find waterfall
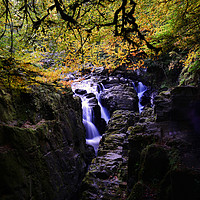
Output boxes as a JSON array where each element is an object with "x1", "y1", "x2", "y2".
[
  {"x1": 82, "y1": 94, "x2": 102, "y2": 154},
  {"x1": 82, "y1": 99, "x2": 99, "y2": 139},
  {"x1": 132, "y1": 81, "x2": 147, "y2": 113},
  {"x1": 72, "y1": 79, "x2": 110, "y2": 154},
  {"x1": 97, "y1": 83, "x2": 110, "y2": 123}
]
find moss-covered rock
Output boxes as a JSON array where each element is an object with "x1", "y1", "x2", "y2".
[
  {"x1": 0, "y1": 89, "x2": 15, "y2": 122},
  {"x1": 80, "y1": 109, "x2": 135, "y2": 200},
  {"x1": 139, "y1": 144, "x2": 170, "y2": 183},
  {"x1": 0, "y1": 124, "x2": 55, "y2": 200},
  {"x1": 0, "y1": 86, "x2": 88, "y2": 200},
  {"x1": 128, "y1": 132, "x2": 159, "y2": 191},
  {"x1": 127, "y1": 181, "x2": 146, "y2": 200},
  {"x1": 106, "y1": 110, "x2": 135, "y2": 133},
  {"x1": 127, "y1": 124, "x2": 146, "y2": 135}
]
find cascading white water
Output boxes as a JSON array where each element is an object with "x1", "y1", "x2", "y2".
[
  {"x1": 71, "y1": 79, "x2": 110, "y2": 154},
  {"x1": 72, "y1": 78, "x2": 146, "y2": 153},
  {"x1": 132, "y1": 81, "x2": 147, "y2": 113},
  {"x1": 97, "y1": 83, "x2": 110, "y2": 123},
  {"x1": 82, "y1": 99, "x2": 99, "y2": 139}
]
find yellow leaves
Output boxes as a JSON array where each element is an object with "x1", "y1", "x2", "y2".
[
  {"x1": 182, "y1": 47, "x2": 199, "y2": 69},
  {"x1": 135, "y1": 0, "x2": 200, "y2": 52},
  {"x1": 60, "y1": 80, "x2": 74, "y2": 89}
]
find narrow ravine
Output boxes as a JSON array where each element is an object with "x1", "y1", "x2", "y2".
[
  {"x1": 72, "y1": 79, "x2": 110, "y2": 154},
  {"x1": 72, "y1": 76, "x2": 147, "y2": 155}
]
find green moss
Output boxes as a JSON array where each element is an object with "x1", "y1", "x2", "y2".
[
  {"x1": 139, "y1": 144, "x2": 170, "y2": 183},
  {"x1": 0, "y1": 90, "x2": 15, "y2": 122},
  {"x1": 0, "y1": 124, "x2": 55, "y2": 199},
  {"x1": 127, "y1": 181, "x2": 145, "y2": 200},
  {"x1": 127, "y1": 124, "x2": 145, "y2": 135}
]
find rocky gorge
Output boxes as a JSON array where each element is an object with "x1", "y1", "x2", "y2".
[
  {"x1": 0, "y1": 66, "x2": 200, "y2": 200},
  {"x1": 75, "y1": 68, "x2": 200, "y2": 200}
]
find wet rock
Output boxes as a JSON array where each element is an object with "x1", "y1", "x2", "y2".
[
  {"x1": 100, "y1": 84, "x2": 139, "y2": 114},
  {"x1": 85, "y1": 144, "x2": 96, "y2": 165},
  {"x1": 75, "y1": 89, "x2": 87, "y2": 95},
  {"x1": 120, "y1": 77, "x2": 127, "y2": 83},
  {"x1": 85, "y1": 96, "x2": 105, "y2": 135},
  {"x1": 88, "y1": 97, "x2": 98, "y2": 105},
  {"x1": 97, "y1": 83, "x2": 105, "y2": 93},
  {"x1": 101, "y1": 77, "x2": 120, "y2": 89},
  {"x1": 140, "y1": 89, "x2": 151, "y2": 106},
  {"x1": 80, "y1": 110, "x2": 135, "y2": 200},
  {"x1": 84, "y1": 93, "x2": 96, "y2": 99}
]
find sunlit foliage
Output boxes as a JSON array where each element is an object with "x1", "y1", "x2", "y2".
[{"x1": 0, "y1": 0, "x2": 199, "y2": 90}]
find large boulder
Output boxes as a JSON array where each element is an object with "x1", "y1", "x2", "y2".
[
  {"x1": 100, "y1": 84, "x2": 139, "y2": 115},
  {"x1": 154, "y1": 90, "x2": 172, "y2": 122},
  {"x1": 154, "y1": 86, "x2": 199, "y2": 125}
]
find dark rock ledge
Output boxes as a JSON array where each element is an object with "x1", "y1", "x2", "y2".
[
  {"x1": 80, "y1": 110, "x2": 135, "y2": 200},
  {"x1": 80, "y1": 86, "x2": 200, "y2": 200}
]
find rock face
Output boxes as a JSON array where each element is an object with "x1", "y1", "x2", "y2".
[
  {"x1": 80, "y1": 110, "x2": 135, "y2": 200},
  {"x1": 127, "y1": 86, "x2": 200, "y2": 200},
  {"x1": 0, "y1": 87, "x2": 88, "y2": 200},
  {"x1": 100, "y1": 84, "x2": 138, "y2": 114},
  {"x1": 154, "y1": 86, "x2": 199, "y2": 123},
  {"x1": 80, "y1": 84, "x2": 200, "y2": 200}
]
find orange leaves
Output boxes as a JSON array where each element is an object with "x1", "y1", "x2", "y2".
[
  {"x1": 127, "y1": 59, "x2": 145, "y2": 71},
  {"x1": 60, "y1": 80, "x2": 73, "y2": 88}
]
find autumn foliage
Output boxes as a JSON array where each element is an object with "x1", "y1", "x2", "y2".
[{"x1": 0, "y1": 0, "x2": 199, "y2": 90}]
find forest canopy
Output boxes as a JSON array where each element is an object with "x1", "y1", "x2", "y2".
[{"x1": 0, "y1": 0, "x2": 199, "y2": 90}]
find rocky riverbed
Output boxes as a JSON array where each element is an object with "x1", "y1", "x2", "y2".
[{"x1": 78, "y1": 70, "x2": 200, "y2": 200}]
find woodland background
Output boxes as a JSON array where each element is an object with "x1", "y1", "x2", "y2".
[{"x1": 0, "y1": 0, "x2": 199, "y2": 90}]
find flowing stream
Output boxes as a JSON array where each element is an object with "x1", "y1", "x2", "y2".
[
  {"x1": 72, "y1": 79, "x2": 110, "y2": 154},
  {"x1": 132, "y1": 81, "x2": 147, "y2": 113},
  {"x1": 72, "y1": 78, "x2": 146, "y2": 153}
]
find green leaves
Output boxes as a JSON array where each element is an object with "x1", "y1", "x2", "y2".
[{"x1": 0, "y1": 0, "x2": 199, "y2": 90}]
